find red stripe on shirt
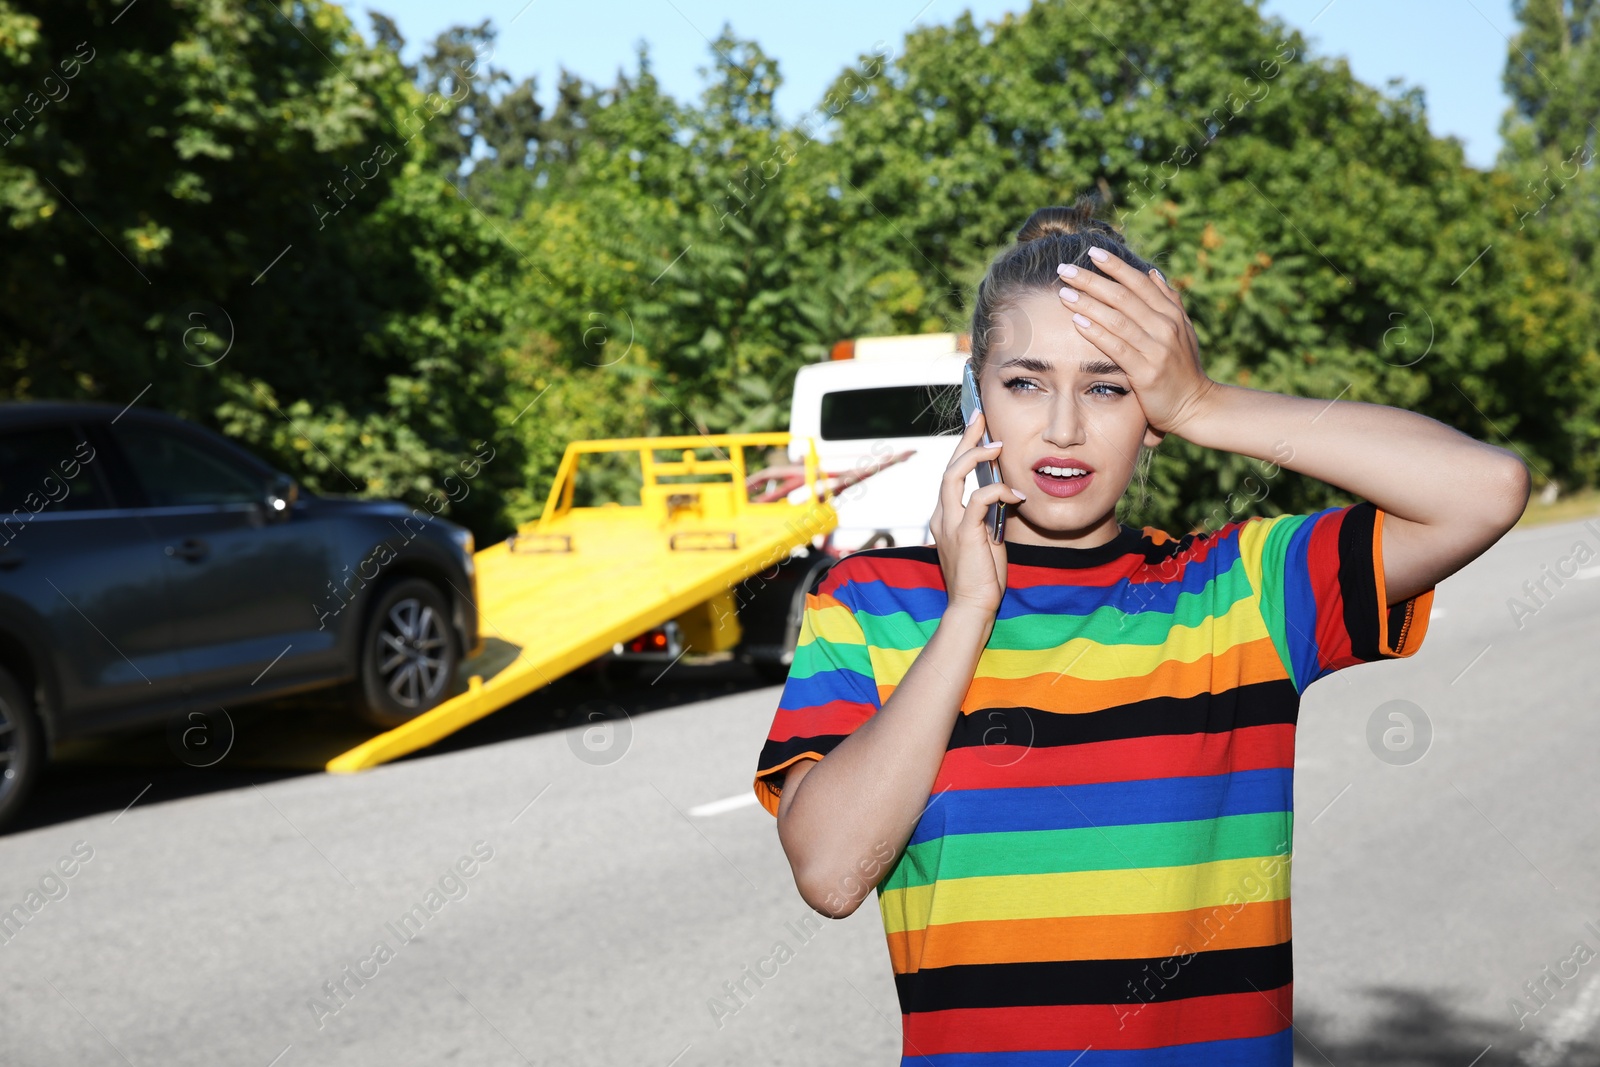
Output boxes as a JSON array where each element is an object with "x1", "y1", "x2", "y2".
[
  {"x1": 933, "y1": 723, "x2": 1297, "y2": 792},
  {"x1": 902, "y1": 982, "x2": 1294, "y2": 1054}
]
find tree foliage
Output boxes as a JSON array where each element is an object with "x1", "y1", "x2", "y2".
[
  {"x1": 2, "y1": 0, "x2": 1597, "y2": 542},
  {"x1": 801, "y1": 0, "x2": 1600, "y2": 521},
  {"x1": 1496, "y1": 0, "x2": 1600, "y2": 497},
  {"x1": 0, "y1": 0, "x2": 525, "y2": 535}
]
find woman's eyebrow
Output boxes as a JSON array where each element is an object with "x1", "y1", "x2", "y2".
[
  {"x1": 993, "y1": 356, "x2": 1054, "y2": 372},
  {"x1": 993, "y1": 356, "x2": 1127, "y2": 375},
  {"x1": 1080, "y1": 358, "x2": 1127, "y2": 375}
]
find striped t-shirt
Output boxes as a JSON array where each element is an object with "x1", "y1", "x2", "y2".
[{"x1": 753, "y1": 502, "x2": 1434, "y2": 1065}]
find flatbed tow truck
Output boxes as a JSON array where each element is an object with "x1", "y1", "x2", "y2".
[
  {"x1": 324, "y1": 331, "x2": 967, "y2": 773},
  {"x1": 324, "y1": 431, "x2": 841, "y2": 772}
]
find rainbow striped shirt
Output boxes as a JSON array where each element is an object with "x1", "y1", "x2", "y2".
[{"x1": 754, "y1": 503, "x2": 1434, "y2": 1065}]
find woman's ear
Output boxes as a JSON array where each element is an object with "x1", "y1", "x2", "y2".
[{"x1": 1143, "y1": 425, "x2": 1166, "y2": 449}]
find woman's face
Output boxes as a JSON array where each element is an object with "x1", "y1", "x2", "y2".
[{"x1": 978, "y1": 288, "x2": 1162, "y2": 546}]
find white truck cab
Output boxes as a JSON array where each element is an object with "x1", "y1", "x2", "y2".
[
  {"x1": 604, "y1": 332, "x2": 981, "y2": 681},
  {"x1": 787, "y1": 332, "x2": 974, "y2": 554}
]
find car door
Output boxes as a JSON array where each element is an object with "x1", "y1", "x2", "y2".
[
  {"x1": 0, "y1": 421, "x2": 188, "y2": 728},
  {"x1": 106, "y1": 416, "x2": 336, "y2": 696}
]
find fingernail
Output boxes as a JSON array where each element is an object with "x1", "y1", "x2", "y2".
[
  {"x1": 990, "y1": 440, "x2": 1003, "y2": 447},
  {"x1": 1087, "y1": 247, "x2": 1109, "y2": 262},
  {"x1": 967, "y1": 409, "x2": 977, "y2": 425},
  {"x1": 1058, "y1": 263, "x2": 1078, "y2": 278},
  {"x1": 1059, "y1": 286, "x2": 1079, "y2": 302},
  {"x1": 1014, "y1": 490, "x2": 1027, "y2": 500},
  {"x1": 1073, "y1": 312, "x2": 1091, "y2": 327}
]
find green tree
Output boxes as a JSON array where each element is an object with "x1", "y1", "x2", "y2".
[
  {"x1": 1494, "y1": 0, "x2": 1600, "y2": 498},
  {"x1": 417, "y1": 27, "x2": 903, "y2": 518},
  {"x1": 805, "y1": 0, "x2": 1600, "y2": 523},
  {"x1": 406, "y1": 0, "x2": 1600, "y2": 526},
  {"x1": 0, "y1": 0, "x2": 525, "y2": 536},
  {"x1": 1501, "y1": 0, "x2": 1600, "y2": 162}
]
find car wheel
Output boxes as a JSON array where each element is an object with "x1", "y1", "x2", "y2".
[
  {"x1": 0, "y1": 666, "x2": 44, "y2": 833},
  {"x1": 354, "y1": 579, "x2": 459, "y2": 729}
]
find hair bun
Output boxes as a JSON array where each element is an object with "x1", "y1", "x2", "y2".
[{"x1": 1016, "y1": 199, "x2": 1119, "y2": 244}]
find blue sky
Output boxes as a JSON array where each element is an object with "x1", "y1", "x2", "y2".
[{"x1": 356, "y1": 0, "x2": 1520, "y2": 170}]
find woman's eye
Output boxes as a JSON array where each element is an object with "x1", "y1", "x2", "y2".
[
  {"x1": 1001, "y1": 377, "x2": 1038, "y2": 392},
  {"x1": 1090, "y1": 383, "x2": 1128, "y2": 397}
]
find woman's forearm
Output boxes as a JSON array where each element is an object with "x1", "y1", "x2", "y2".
[
  {"x1": 1174, "y1": 381, "x2": 1526, "y2": 528},
  {"x1": 780, "y1": 605, "x2": 994, "y2": 918}
]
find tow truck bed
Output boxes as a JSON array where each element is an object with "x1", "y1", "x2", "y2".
[{"x1": 325, "y1": 432, "x2": 834, "y2": 772}]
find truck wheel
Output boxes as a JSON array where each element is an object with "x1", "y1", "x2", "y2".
[
  {"x1": 354, "y1": 579, "x2": 459, "y2": 729},
  {"x1": 748, "y1": 554, "x2": 837, "y2": 687},
  {"x1": 0, "y1": 666, "x2": 43, "y2": 833},
  {"x1": 754, "y1": 658, "x2": 792, "y2": 686}
]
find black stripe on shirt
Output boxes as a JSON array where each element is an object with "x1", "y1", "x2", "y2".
[
  {"x1": 894, "y1": 942, "x2": 1292, "y2": 1013},
  {"x1": 755, "y1": 679, "x2": 1300, "y2": 784},
  {"x1": 947, "y1": 680, "x2": 1299, "y2": 752},
  {"x1": 1338, "y1": 502, "x2": 1386, "y2": 662}
]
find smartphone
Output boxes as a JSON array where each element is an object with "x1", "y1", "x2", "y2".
[{"x1": 958, "y1": 362, "x2": 1006, "y2": 543}]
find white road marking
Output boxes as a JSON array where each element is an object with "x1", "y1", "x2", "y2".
[{"x1": 690, "y1": 792, "x2": 760, "y2": 817}]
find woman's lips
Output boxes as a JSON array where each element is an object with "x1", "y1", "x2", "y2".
[{"x1": 1031, "y1": 468, "x2": 1094, "y2": 498}]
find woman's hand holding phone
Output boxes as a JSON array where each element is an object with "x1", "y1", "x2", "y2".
[{"x1": 929, "y1": 410, "x2": 1027, "y2": 619}]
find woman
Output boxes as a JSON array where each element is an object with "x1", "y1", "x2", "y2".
[{"x1": 752, "y1": 200, "x2": 1529, "y2": 1062}]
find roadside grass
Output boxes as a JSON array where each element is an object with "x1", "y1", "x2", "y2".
[{"x1": 1514, "y1": 485, "x2": 1600, "y2": 531}]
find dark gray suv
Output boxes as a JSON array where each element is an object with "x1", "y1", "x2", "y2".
[{"x1": 0, "y1": 403, "x2": 482, "y2": 828}]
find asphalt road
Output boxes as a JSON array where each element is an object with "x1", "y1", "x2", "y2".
[{"x1": 1, "y1": 514, "x2": 1597, "y2": 1067}]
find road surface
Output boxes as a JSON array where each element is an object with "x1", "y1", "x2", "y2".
[{"x1": 1, "y1": 514, "x2": 1597, "y2": 1066}]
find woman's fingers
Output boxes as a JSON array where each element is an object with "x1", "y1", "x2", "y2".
[
  {"x1": 962, "y1": 480, "x2": 1026, "y2": 539},
  {"x1": 942, "y1": 440, "x2": 1004, "y2": 518},
  {"x1": 1058, "y1": 250, "x2": 1179, "y2": 334},
  {"x1": 1148, "y1": 267, "x2": 1183, "y2": 311},
  {"x1": 939, "y1": 411, "x2": 995, "y2": 525},
  {"x1": 1058, "y1": 280, "x2": 1156, "y2": 361},
  {"x1": 930, "y1": 409, "x2": 1023, "y2": 616}
]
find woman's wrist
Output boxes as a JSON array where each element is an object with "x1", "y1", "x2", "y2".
[{"x1": 938, "y1": 603, "x2": 996, "y2": 644}]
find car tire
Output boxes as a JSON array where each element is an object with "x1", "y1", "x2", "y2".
[
  {"x1": 353, "y1": 578, "x2": 460, "y2": 730},
  {"x1": 0, "y1": 666, "x2": 44, "y2": 833}
]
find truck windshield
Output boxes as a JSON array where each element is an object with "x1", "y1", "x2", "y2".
[{"x1": 820, "y1": 385, "x2": 957, "y2": 441}]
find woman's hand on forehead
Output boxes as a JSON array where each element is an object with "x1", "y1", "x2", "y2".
[{"x1": 1055, "y1": 249, "x2": 1217, "y2": 436}]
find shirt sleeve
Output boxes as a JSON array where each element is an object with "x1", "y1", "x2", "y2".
[
  {"x1": 752, "y1": 557, "x2": 882, "y2": 818},
  {"x1": 1236, "y1": 501, "x2": 1435, "y2": 694}
]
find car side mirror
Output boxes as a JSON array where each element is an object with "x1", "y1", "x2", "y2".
[{"x1": 264, "y1": 474, "x2": 298, "y2": 522}]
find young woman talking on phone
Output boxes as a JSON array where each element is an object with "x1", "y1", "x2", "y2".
[{"x1": 752, "y1": 199, "x2": 1529, "y2": 1064}]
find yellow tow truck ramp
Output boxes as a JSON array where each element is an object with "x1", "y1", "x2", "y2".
[{"x1": 325, "y1": 432, "x2": 835, "y2": 773}]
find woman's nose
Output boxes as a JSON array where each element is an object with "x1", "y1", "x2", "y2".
[{"x1": 1043, "y1": 397, "x2": 1087, "y2": 447}]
